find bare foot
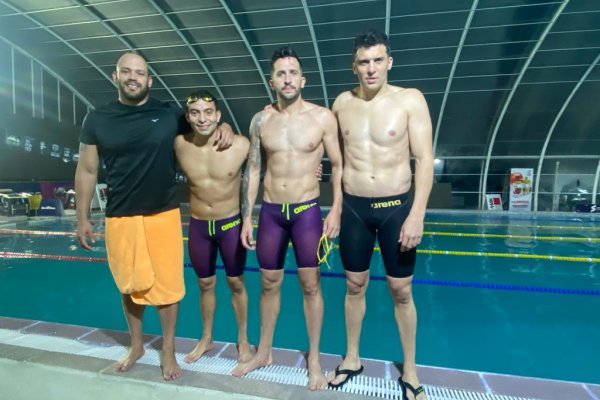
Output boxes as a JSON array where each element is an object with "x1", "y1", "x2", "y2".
[
  {"x1": 184, "y1": 338, "x2": 214, "y2": 363},
  {"x1": 326, "y1": 357, "x2": 362, "y2": 386},
  {"x1": 114, "y1": 347, "x2": 144, "y2": 372},
  {"x1": 231, "y1": 351, "x2": 272, "y2": 377},
  {"x1": 236, "y1": 341, "x2": 253, "y2": 363},
  {"x1": 307, "y1": 360, "x2": 327, "y2": 391},
  {"x1": 160, "y1": 350, "x2": 183, "y2": 381}
]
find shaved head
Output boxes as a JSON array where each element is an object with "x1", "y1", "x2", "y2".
[{"x1": 116, "y1": 51, "x2": 148, "y2": 72}]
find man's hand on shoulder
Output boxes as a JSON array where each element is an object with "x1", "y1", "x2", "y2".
[
  {"x1": 263, "y1": 102, "x2": 278, "y2": 112},
  {"x1": 214, "y1": 122, "x2": 235, "y2": 150}
]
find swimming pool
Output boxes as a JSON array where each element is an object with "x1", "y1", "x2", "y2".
[{"x1": 1, "y1": 210, "x2": 598, "y2": 385}]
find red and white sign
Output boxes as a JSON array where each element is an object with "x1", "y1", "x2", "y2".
[
  {"x1": 509, "y1": 168, "x2": 533, "y2": 211},
  {"x1": 90, "y1": 183, "x2": 108, "y2": 211},
  {"x1": 486, "y1": 194, "x2": 503, "y2": 211}
]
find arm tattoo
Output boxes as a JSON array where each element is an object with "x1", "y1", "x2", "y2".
[
  {"x1": 241, "y1": 114, "x2": 263, "y2": 219},
  {"x1": 241, "y1": 168, "x2": 251, "y2": 219}
]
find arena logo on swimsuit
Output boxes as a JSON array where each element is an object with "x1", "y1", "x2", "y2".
[
  {"x1": 221, "y1": 218, "x2": 241, "y2": 232},
  {"x1": 371, "y1": 199, "x2": 402, "y2": 209},
  {"x1": 293, "y1": 202, "x2": 317, "y2": 214}
]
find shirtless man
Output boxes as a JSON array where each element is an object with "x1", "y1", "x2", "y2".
[
  {"x1": 174, "y1": 90, "x2": 252, "y2": 364},
  {"x1": 327, "y1": 30, "x2": 433, "y2": 400},
  {"x1": 231, "y1": 46, "x2": 343, "y2": 391}
]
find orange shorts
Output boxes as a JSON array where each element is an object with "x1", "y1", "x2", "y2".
[{"x1": 105, "y1": 208, "x2": 185, "y2": 305}]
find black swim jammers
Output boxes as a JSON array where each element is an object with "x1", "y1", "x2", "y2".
[{"x1": 339, "y1": 192, "x2": 416, "y2": 278}]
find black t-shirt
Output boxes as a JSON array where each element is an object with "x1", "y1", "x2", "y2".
[{"x1": 80, "y1": 98, "x2": 186, "y2": 217}]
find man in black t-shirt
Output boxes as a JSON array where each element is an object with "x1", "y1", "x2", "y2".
[{"x1": 75, "y1": 51, "x2": 233, "y2": 381}]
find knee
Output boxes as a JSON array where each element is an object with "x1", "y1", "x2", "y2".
[
  {"x1": 227, "y1": 277, "x2": 246, "y2": 295},
  {"x1": 300, "y1": 280, "x2": 320, "y2": 297},
  {"x1": 198, "y1": 277, "x2": 216, "y2": 292},
  {"x1": 261, "y1": 272, "x2": 283, "y2": 292},
  {"x1": 346, "y1": 276, "x2": 368, "y2": 296},
  {"x1": 389, "y1": 284, "x2": 412, "y2": 305}
]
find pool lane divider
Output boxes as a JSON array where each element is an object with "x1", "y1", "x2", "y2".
[
  {"x1": 2, "y1": 243, "x2": 599, "y2": 264},
  {"x1": 2, "y1": 228, "x2": 596, "y2": 243},
  {"x1": 424, "y1": 231, "x2": 599, "y2": 242},
  {"x1": 178, "y1": 212, "x2": 599, "y2": 231},
  {"x1": 3, "y1": 228, "x2": 597, "y2": 262},
  {"x1": 204, "y1": 265, "x2": 600, "y2": 296},
  {"x1": 0, "y1": 251, "x2": 105, "y2": 262},
  {"x1": 1, "y1": 252, "x2": 599, "y2": 297},
  {"x1": 0, "y1": 229, "x2": 104, "y2": 238},
  {"x1": 424, "y1": 221, "x2": 600, "y2": 231},
  {"x1": 418, "y1": 249, "x2": 599, "y2": 263}
]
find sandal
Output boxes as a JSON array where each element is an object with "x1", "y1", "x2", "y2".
[
  {"x1": 398, "y1": 377, "x2": 425, "y2": 400},
  {"x1": 328, "y1": 365, "x2": 364, "y2": 389}
]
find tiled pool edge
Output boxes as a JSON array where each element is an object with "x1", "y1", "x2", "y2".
[{"x1": 0, "y1": 316, "x2": 598, "y2": 400}]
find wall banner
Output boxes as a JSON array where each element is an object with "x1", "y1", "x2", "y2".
[{"x1": 509, "y1": 168, "x2": 533, "y2": 211}]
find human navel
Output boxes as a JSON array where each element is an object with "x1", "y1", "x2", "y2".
[{"x1": 344, "y1": 129, "x2": 350, "y2": 136}]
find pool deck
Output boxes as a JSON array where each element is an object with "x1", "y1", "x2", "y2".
[{"x1": 0, "y1": 316, "x2": 598, "y2": 400}]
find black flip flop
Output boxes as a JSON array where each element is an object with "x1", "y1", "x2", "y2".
[
  {"x1": 398, "y1": 377, "x2": 425, "y2": 400},
  {"x1": 328, "y1": 365, "x2": 364, "y2": 389}
]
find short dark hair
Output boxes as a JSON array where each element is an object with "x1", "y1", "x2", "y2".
[
  {"x1": 271, "y1": 46, "x2": 302, "y2": 71},
  {"x1": 353, "y1": 29, "x2": 391, "y2": 57},
  {"x1": 185, "y1": 89, "x2": 219, "y2": 111}
]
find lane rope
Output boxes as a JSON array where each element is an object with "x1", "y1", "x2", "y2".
[
  {"x1": 425, "y1": 221, "x2": 600, "y2": 231},
  {"x1": 424, "y1": 231, "x2": 599, "y2": 242},
  {"x1": 0, "y1": 228, "x2": 105, "y2": 238},
  {"x1": 2, "y1": 234, "x2": 598, "y2": 264},
  {"x1": 2, "y1": 227, "x2": 597, "y2": 243},
  {"x1": 1, "y1": 252, "x2": 598, "y2": 297},
  {"x1": 0, "y1": 251, "x2": 105, "y2": 262},
  {"x1": 417, "y1": 249, "x2": 599, "y2": 263},
  {"x1": 179, "y1": 216, "x2": 600, "y2": 231}
]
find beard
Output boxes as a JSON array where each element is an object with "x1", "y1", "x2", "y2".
[
  {"x1": 118, "y1": 80, "x2": 149, "y2": 103},
  {"x1": 277, "y1": 86, "x2": 301, "y2": 101}
]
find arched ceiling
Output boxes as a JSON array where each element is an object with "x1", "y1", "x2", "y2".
[{"x1": 1, "y1": 0, "x2": 599, "y2": 162}]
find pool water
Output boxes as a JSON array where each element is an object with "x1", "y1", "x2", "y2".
[{"x1": 0, "y1": 211, "x2": 598, "y2": 384}]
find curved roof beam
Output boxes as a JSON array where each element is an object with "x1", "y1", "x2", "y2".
[
  {"x1": 433, "y1": 0, "x2": 479, "y2": 155},
  {"x1": 300, "y1": 0, "x2": 328, "y2": 107},
  {"x1": 146, "y1": 0, "x2": 240, "y2": 132},
  {"x1": 479, "y1": 0, "x2": 570, "y2": 209},
  {"x1": 218, "y1": 0, "x2": 273, "y2": 103},
  {"x1": 0, "y1": 36, "x2": 94, "y2": 109},
  {"x1": 533, "y1": 50, "x2": 600, "y2": 210},
  {"x1": 0, "y1": 1, "x2": 113, "y2": 88},
  {"x1": 74, "y1": 0, "x2": 179, "y2": 104},
  {"x1": 385, "y1": 0, "x2": 391, "y2": 36}
]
